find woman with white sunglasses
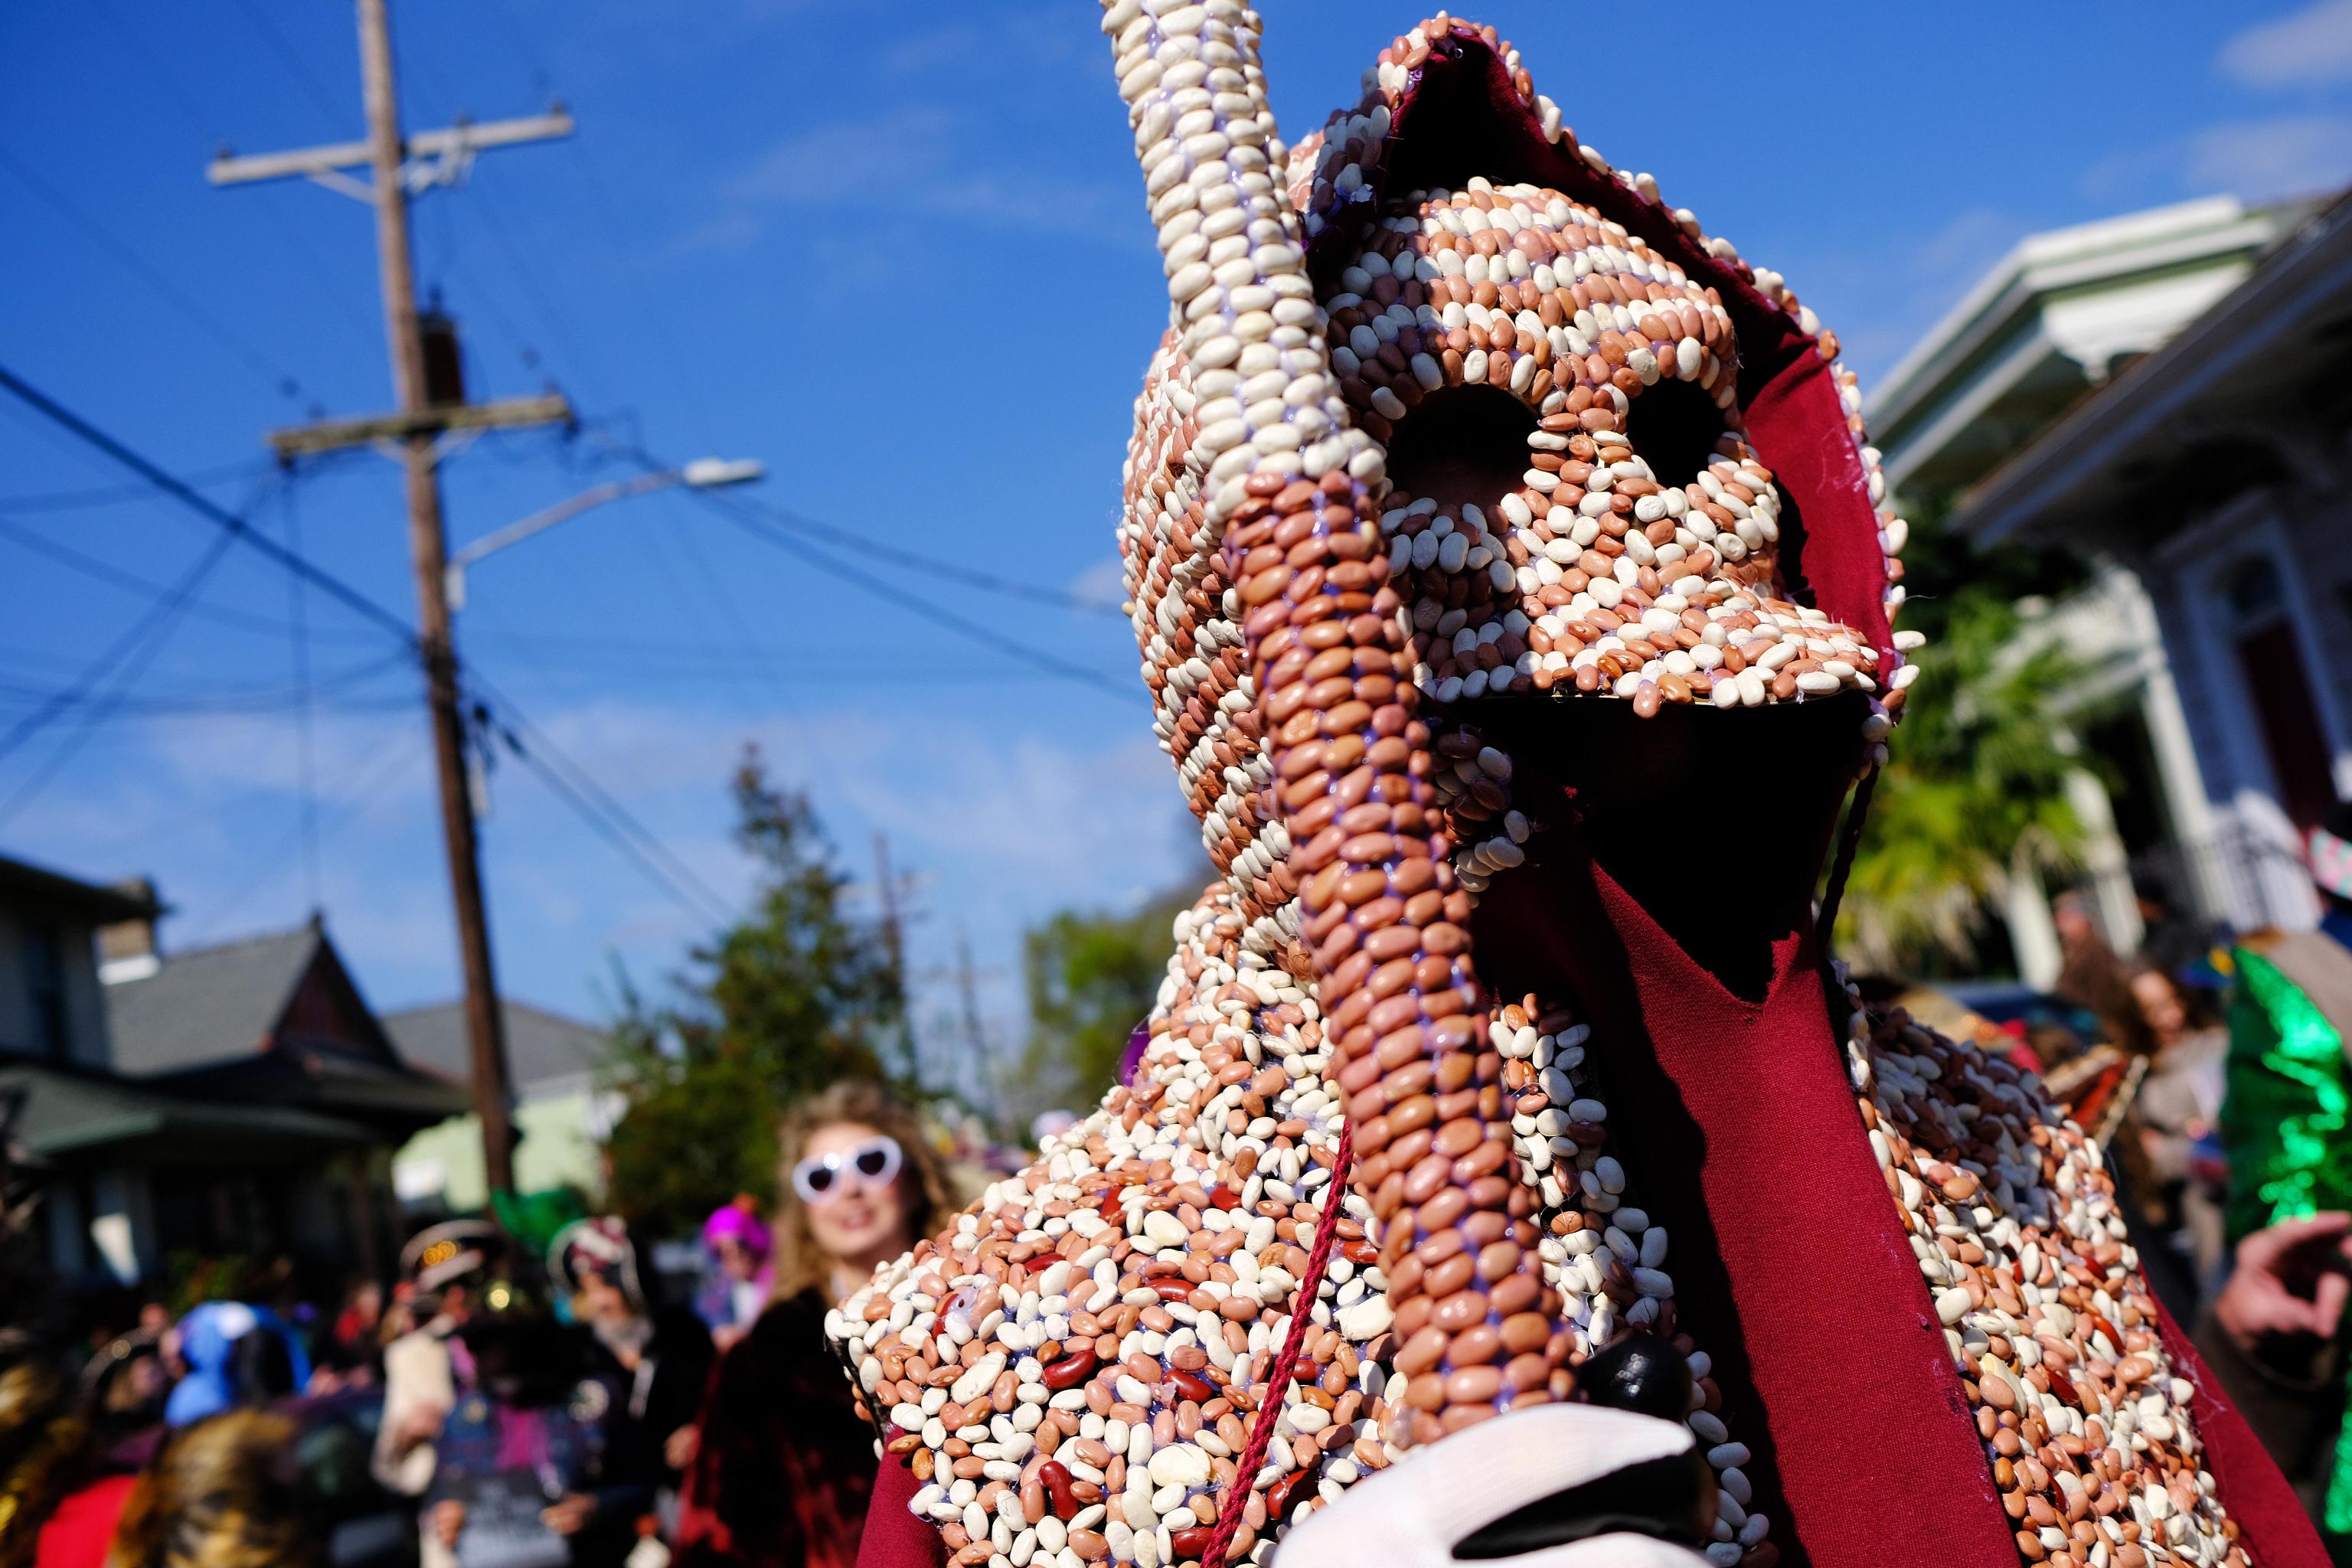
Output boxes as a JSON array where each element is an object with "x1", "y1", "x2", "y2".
[{"x1": 675, "y1": 1081, "x2": 950, "y2": 1568}]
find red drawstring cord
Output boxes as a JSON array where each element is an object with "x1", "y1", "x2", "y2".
[{"x1": 1201, "y1": 1119, "x2": 1354, "y2": 1568}]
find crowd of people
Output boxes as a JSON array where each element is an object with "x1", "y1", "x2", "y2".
[
  {"x1": 8, "y1": 826, "x2": 2352, "y2": 1564},
  {"x1": 0, "y1": 1081, "x2": 957, "y2": 1568},
  {"x1": 1936, "y1": 809, "x2": 2352, "y2": 1545}
]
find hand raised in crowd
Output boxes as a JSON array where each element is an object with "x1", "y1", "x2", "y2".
[
  {"x1": 397, "y1": 1401, "x2": 449, "y2": 1449},
  {"x1": 2215, "y1": 1210, "x2": 2352, "y2": 1354},
  {"x1": 543, "y1": 1494, "x2": 597, "y2": 1537},
  {"x1": 428, "y1": 1501, "x2": 466, "y2": 1550}
]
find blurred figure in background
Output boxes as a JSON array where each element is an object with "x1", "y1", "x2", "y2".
[
  {"x1": 103, "y1": 1410, "x2": 320, "y2": 1568},
  {"x1": 2, "y1": 1351, "x2": 104, "y2": 1568},
  {"x1": 695, "y1": 1200, "x2": 772, "y2": 1353},
  {"x1": 548, "y1": 1218, "x2": 713, "y2": 1537},
  {"x1": 674, "y1": 1083, "x2": 949, "y2": 1568},
  {"x1": 2116, "y1": 962, "x2": 2232, "y2": 1316},
  {"x1": 374, "y1": 1221, "x2": 503, "y2": 1506},
  {"x1": 160, "y1": 1302, "x2": 309, "y2": 1429},
  {"x1": 2210, "y1": 803, "x2": 2352, "y2": 1549},
  {"x1": 78, "y1": 1329, "x2": 168, "y2": 1471},
  {"x1": 2053, "y1": 889, "x2": 2132, "y2": 1022},
  {"x1": 422, "y1": 1279, "x2": 639, "y2": 1568},
  {"x1": 318, "y1": 1279, "x2": 385, "y2": 1390}
]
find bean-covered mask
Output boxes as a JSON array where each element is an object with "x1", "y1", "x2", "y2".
[{"x1": 828, "y1": 13, "x2": 2249, "y2": 1568}]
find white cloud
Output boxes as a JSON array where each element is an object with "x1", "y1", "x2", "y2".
[
  {"x1": 691, "y1": 106, "x2": 1144, "y2": 254},
  {"x1": 2184, "y1": 113, "x2": 2352, "y2": 201},
  {"x1": 1067, "y1": 557, "x2": 1128, "y2": 611},
  {"x1": 880, "y1": 8, "x2": 1083, "y2": 77},
  {"x1": 11, "y1": 681, "x2": 1200, "y2": 1056},
  {"x1": 1905, "y1": 207, "x2": 2031, "y2": 284},
  {"x1": 2219, "y1": 0, "x2": 2352, "y2": 87}
]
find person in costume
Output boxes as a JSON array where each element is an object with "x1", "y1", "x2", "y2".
[
  {"x1": 2207, "y1": 805, "x2": 2352, "y2": 1550},
  {"x1": 549, "y1": 1217, "x2": 714, "y2": 1539},
  {"x1": 420, "y1": 1280, "x2": 644, "y2": 1568},
  {"x1": 675, "y1": 1083, "x2": 949, "y2": 1568},
  {"x1": 697, "y1": 1200, "x2": 774, "y2": 1352},
  {"x1": 374, "y1": 1220, "x2": 506, "y2": 1503},
  {"x1": 159, "y1": 1302, "x2": 309, "y2": 1429},
  {"x1": 833, "y1": 10, "x2": 2327, "y2": 1568}
]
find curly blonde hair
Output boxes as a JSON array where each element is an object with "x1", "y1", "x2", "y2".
[
  {"x1": 772, "y1": 1080, "x2": 952, "y2": 1305},
  {"x1": 107, "y1": 1411, "x2": 315, "y2": 1568},
  {"x1": 0, "y1": 1356, "x2": 86, "y2": 1568}
]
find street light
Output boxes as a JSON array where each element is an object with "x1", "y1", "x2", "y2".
[{"x1": 444, "y1": 458, "x2": 766, "y2": 610}]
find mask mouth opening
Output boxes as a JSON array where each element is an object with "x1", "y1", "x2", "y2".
[{"x1": 1383, "y1": 384, "x2": 1539, "y2": 515}]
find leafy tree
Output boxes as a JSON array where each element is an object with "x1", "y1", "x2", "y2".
[
  {"x1": 603, "y1": 750, "x2": 904, "y2": 1236},
  {"x1": 1837, "y1": 590, "x2": 2094, "y2": 973},
  {"x1": 1005, "y1": 887, "x2": 1197, "y2": 1129}
]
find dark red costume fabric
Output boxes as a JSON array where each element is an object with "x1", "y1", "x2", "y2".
[
  {"x1": 856, "y1": 1461, "x2": 946, "y2": 1568},
  {"x1": 677, "y1": 1290, "x2": 878, "y2": 1568},
  {"x1": 2151, "y1": 1292, "x2": 2331, "y2": 1565},
  {"x1": 1467, "y1": 695, "x2": 2325, "y2": 1567}
]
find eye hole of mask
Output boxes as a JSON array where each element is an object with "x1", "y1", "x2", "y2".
[
  {"x1": 1622, "y1": 377, "x2": 1733, "y2": 491},
  {"x1": 1382, "y1": 384, "x2": 1538, "y2": 514}
]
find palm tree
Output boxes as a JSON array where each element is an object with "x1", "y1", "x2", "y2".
[{"x1": 1837, "y1": 590, "x2": 2090, "y2": 975}]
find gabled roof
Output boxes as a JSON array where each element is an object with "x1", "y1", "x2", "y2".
[
  {"x1": 0, "y1": 853, "x2": 158, "y2": 926},
  {"x1": 381, "y1": 999, "x2": 609, "y2": 1096},
  {"x1": 102, "y1": 925, "x2": 318, "y2": 1075},
  {"x1": 101, "y1": 920, "x2": 406, "y2": 1076}
]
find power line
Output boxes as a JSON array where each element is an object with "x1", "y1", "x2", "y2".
[
  {"x1": 86, "y1": 0, "x2": 382, "y2": 351},
  {"x1": 202, "y1": 734, "x2": 422, "y2": 933},
  {"x1": 0, "y1": 509, "x2": 380, "y2": 643},
  {"x1": 0, "y1": 651, "x2": 410, "y2": 716},
  {"x1": 464, "y1": 670, "x2": 736, "y2": 927},
  {"x1": 0, "y1": 364, "x2": 421, "y2": 648},
  {"x1": 0, "y1": 477, "x2": 263, "y2": 769},
  {"x1": 642, "y1": 495, "x2": 843, "y2": 795},
  {"x1": 224, "y1": 0, "x2": 349, "y2": 125},
  {"x1": 463, "y1": 168, "x2": 614, "y2": 407},
  {"x1": 621, "y1": 445, "x2": 1125, "y2": 621},
  {"x1": 0, "y1": 145, "x2": 321, "y2": 410},
  {"x1": 0, "y1": 691, "x2": 411, "y2": 728},
  {"x1": 0, "y1": 363, "x2": 729, "y2": 942},
  {"x1": 678, "y1": 486, "x2": 1129, "y2": 697},
  {"x1": 0, "y1": 462, "x2": 272, "y2": 512},
  {"x1": 0, "y1": 528, "x2": 240, "y2": 828}
]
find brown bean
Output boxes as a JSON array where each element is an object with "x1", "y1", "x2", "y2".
[
  {"x1": 1396, "y1": 1325, "x2": 1450, "y2": 1376},
  {"x1": 1446, "y1": 1364, "x2": 1504, "y2": 1406}
]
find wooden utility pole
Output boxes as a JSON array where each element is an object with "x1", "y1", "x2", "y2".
[
  {"x1": 355, "y1": 0, "x2": 514, "y2": 1198},
  {"x1": 955, "y1": 926, "x2": 1004, "y2": 1116},
  {"x1": 873, "y1": 834, "x2": 916, "y2": 1082},
  {"x1": 208, "y1": 0, "x2": 578, "y2": 1201}
]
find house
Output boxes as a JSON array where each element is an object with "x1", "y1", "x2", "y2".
[
  {"x1": 1944, "y1": 188, "x2": 2352, "y2": 942},
  {"x1": 92, "y1": 912, "x2": 466, "y2": 1282},
  {"x1": 1867, "y1": 194, "x2": 2331, "y2": 975},
  {"x1": 385, "y1": 998, "x2": 617, "y2": 1214},
  {"x1": 0, "y1": 852, "x2": 464, "y2": 1292}
]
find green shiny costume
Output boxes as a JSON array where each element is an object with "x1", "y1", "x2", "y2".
[{"x1": 2226, "y1": 939, "x2": 2352, "y2": 1534}]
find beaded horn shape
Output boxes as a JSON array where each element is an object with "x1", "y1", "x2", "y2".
[{"x1": 830, "y1": 10, "x2": 2256, "y2": 1567}]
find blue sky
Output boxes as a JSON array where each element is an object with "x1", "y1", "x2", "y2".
[{"x1": 5, "y1": 0, "x2": 2352, "y2": 1091}]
